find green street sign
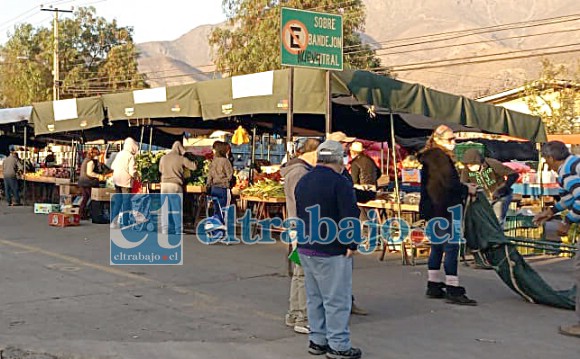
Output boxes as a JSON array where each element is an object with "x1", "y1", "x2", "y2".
[{"x1": 281, "y1": 7, "x2": 343, "y2": 71}]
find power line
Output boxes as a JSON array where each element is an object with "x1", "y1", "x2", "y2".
[
  {"x1": 344, "y1": 13, "x2": 580, "y2": 51},
  {"x1": 347, "y1": 27, "x2": 580, "y2": 58}
]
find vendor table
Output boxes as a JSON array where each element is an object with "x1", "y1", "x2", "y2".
[
  {"x1": 358, "y1": 200, "x2": 426, "y2": 265},
  {"x1": 511, "y1": 183, "x2": 560, "y2": 196},
  {"x1": 0, "y1": 173, "x2": 66, "y2": 204},
  {"x1": 148, "y1": 183, "x2": 208, "y2": 230},
  {"x1": 240, "y1": 195, "x2": 290, "y2": 274},
  {"x1": 240, "y1": 195, "x2": 287, "y2": 232}
]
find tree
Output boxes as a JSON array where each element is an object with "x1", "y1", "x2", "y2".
[
  {"x1": 0, "y1": 7, "x2": 146, "y2": 108},
  {"x1": 209, "y1": 0, "x2": 385, "y2": 76},
  {"x1": 524, "y1": 59, "x2": 580, "y2": 134}
]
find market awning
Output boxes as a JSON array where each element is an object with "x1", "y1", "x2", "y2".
[
  {"x1": 31, "y1": 97, "x2": 105, "y2": 135},
  {"x1": 0, "y1": 106, "x2": 32, "y2": 125},
  {"x1": 331, "y1": 70, "x2": 547, "y2": 143},
  {"x1": 197, "y1": 68, "x2": 326, "y2": 120},
  {"x1": 102, "y1": 83, "x2": 202, "y2": 121}
]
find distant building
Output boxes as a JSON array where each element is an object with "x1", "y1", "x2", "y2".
[{"x1": 476, "y1": 80, "x2": 580, "y2": 118}]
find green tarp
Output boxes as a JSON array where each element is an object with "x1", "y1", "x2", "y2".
[
  {"x1": 102, "y1": 83, "x2": 202, "y2": 121},
  {"x1": 332, "y1": 70, "x2": 547, "y2": 142},
  {"x1": 31, "y1": 97, "x2": 105, "y2": 135},
  {"x1": 26, "y1": 68, "x2": 546, "y2": 141},
  {"x1": 197, "y1": 68, "x2": 326, "y2": 120},
  {"x1": 464, "y1": 192, "x2": 576, "y2": 310}
]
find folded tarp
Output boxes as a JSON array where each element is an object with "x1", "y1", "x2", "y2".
[{"x1": 464, "y1": 192, "x2": 576, "y2": 310}]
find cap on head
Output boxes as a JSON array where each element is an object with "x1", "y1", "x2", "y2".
[
  {"x1": 462, "y1": 148, "x2": 483, "y2": 165},
  {"x1": 317, "y1": 140, "x2": 344, "y2": 164},
  {"x1": 327, "y1": 131, "x2": 356, "y2": 143},
  {"x1": 350, "y1": 141, "x2": 364, "y2": 153}
]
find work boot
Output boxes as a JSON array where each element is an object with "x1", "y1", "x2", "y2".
[
  {"x1": 351, "y1": 301, "x2": 368, "y2": 316},
  {"x1": 308, "y1": 341, "x2": 329, "y2": 356},
  {"x1": 445, "y1": 286, "x2": 477, "y2": 306},
  {"x1": 559, "y1": 324, "x2": 580, "y2": 338},
  {"x1": 326, "y1": 347, "x2": 362, "y2": 359},
  {"x1": 426, "y1": 281, "x2": 446, "y2": 299}
]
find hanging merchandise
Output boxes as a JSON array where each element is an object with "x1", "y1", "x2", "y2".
[{"x1": 231, "y1": 126, "x2": 250, "y2": 145}]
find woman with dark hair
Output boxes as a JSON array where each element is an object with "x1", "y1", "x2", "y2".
[
  {"x1": 418, "y1": 125, "x2": 478, "y2": 305},
  {"x1": 207, "y1": 141, "x2": 234, "y2": 210},
  {"x1": 78, "y1": 147, "x2": 103, "y2": 219}
]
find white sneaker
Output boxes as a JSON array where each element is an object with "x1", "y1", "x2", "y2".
[{"x1": 293, "y1": 324, "x2": 310, "y2": 334}]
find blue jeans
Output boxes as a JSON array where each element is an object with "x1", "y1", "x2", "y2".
[
  {"x1": 427, "y1": 222, "x2": 460, "y2": 276},
  {"x1": 491, "y1": 193, "x2": 512, "y2": 228},
  {"x1": 4, "y1": 178, "x2": 20, "y2": 204},
  {"x1": 111, "y1": 186, "x2": 132, "y2": 225},
  {"x1": 210, "y1": 187, "x2": 231, "y2": 210},
  {"x1": 299, "y1": 253, "x2": 353, "y2": 352}
]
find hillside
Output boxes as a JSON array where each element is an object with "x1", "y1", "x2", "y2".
[{"x1": 136, "y1": 0, "x2": 580, "y2": 97}]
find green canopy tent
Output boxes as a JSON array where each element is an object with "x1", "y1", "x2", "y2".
[
  {"x1": 331, "y1": 70, "x2": 547, "y2": 143},
  {"x1": 102, "y1": 83, "x2": 202, "y2": 121},
  {"x1": 31, "y1": 97, "x2": 105, "y2": 135}
]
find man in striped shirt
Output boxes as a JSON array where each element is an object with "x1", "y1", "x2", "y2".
[{"x1": 534, "y1": 141, "x2": 580, "y2": 338}]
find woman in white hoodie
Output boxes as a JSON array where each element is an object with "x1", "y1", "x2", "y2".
[{"x1": 111, "y1": 137, "x2": 138, "y2": 227}]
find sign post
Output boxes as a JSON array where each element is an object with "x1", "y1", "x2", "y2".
[
  {"x1": 281, "y1": 8, "x2": 343, "y2": 71},
  {"x1": 281, "y1": 7, "x2": 343, "y2": 147}
]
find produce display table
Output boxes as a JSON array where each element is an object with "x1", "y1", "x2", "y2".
[
  {"x1": 240, "y1": 195, "x2": 287, "y2": 234},
  {"x1": 512, "y1": 183, "x2": 560, "y2": 196},
  {"x1": 0, "y1": 173, "x2": 65, "y2": 204},
  {"x1": 147, "y1": 183, "x2": 208, "y2": 229},
  {"x1": 358, "y1": 200, "x2": 425, "y2": 265}
]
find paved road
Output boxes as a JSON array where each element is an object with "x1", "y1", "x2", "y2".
[{"x1": 0, "y1": 203, "x2": 577, "y2": 358}]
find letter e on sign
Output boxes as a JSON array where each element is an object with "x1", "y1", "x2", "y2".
[{"x1": 283, "y1": 20, "x2": 308, "y2": 55}]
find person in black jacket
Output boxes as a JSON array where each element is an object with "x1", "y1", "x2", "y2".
[
  {"x1": 349, "y1": 141, "x2": 380, "y2": 188},
  {"x1": 78, "y1": 147, "x2": 104, "y2": 219},
  {"x1": 295, "y1": 140, "x2": 362, "y2": 359},
  {"x1": 419, "y1": 125, "x2": 477, "y2": 305}
]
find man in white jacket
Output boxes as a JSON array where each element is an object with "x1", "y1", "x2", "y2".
[{"x1": 111, "y1": 137, "x2": 138, "y2": 227}]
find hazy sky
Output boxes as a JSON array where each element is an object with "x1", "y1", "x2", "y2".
[{"x1": 0, "y1": 0, "x2": 227, "y2": 44}]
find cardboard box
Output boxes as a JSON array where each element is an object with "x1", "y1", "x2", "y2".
[
  {"x1": 59, "y1": 194, "x2": 80, "y2": 207},
  {"x1": 59, "y1": 184, "x2": 81, "y2": 196},
  {"x1": 186, "y1": 185, "x2": 206, "y2": 193},
  {"x1": 402, "y1": 169, "x2": 421, "y2": 183},
  {"x1": 48, "y1": 212, "x2": 80, "y2": 227},
  {"x1": 63, "y1": 207, "x2": 80, "y2": 215},
  {"x1": 91, "y1": 188, "x2": 115, "y2": 201},
  {"x1": 34, "y1": 203, "x2": 61, "y2": 214}
]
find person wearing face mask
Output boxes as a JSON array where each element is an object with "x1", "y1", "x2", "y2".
[
  {"x1": 418, "y1": 125, "x2": 478, "y2": 305},
  {"x1": 78, "y1": 147, "x2": 104, "y2": 220},
  {"x1": 460, "y1": 148, "x2": 518, "y2": 228}
]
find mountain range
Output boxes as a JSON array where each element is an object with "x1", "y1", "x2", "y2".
[{"x1": 136, "y1": 0, "x2": 580, "y2": 98}]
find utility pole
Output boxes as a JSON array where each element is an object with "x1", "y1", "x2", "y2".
[{"x1": 41, "y1": 6, "x2": 73, "y2": 101}]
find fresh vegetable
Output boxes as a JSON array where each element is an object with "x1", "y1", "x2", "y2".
[
  {"x1": 135, "y1": 151, "x2": 166, "y2": 183},
  {"x1": 242, "y1": 178, "x2": 285, "y2": 199}
]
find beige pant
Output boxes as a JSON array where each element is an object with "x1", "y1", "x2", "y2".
[{"x1": 288, "y1": 264, "x2": 307, "y2": 325}]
